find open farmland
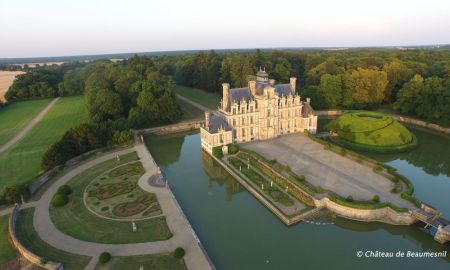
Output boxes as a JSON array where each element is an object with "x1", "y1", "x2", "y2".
[
  {"x1": 0, "y1": 99, "x2": 52, "y2": 147},
  {"x1": 0, "y1": 96, "x2": 88, "y2": 189},
  {"x1": 0, "y1": 71, "x2": 24, "y2": 101}
]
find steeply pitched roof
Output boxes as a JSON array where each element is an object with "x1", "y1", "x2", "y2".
[
  {"x1": 229, "y1": 87, "x2": 252, "y2": 103},
  {"x1": 206, "y1": 112, "x2": 231, "y2": 133},
  {"x1": 256, "y1": 70, "x2": 268, "y2": 77},
  {"x1": 275, "y1": 84, "x2": 293, "y2": 97}
]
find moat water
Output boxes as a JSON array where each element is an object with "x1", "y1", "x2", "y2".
[{"x1": 145, "y1": 121, "x2": 450, "y2": 270}]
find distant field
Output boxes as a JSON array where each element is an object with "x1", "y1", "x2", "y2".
[
  {"x1": 0, "y1": 96, "x2": 88, "y2": 188},
  {"x1": 176, "y1": 96, "x2": 204, "y2": 120},
  {"x1": 0, "y1": 71, "x2": 24, "y2": 101},
  {"x1": 174, "y1": 85, "x2": 220, "y2": 110},
  {"x1": 0, "y1": 99, "x2": 52, "y2": 147}
]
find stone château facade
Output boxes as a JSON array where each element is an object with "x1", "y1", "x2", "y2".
[{"x1": 200, "y1": 69, "x2": 318, "y2": 153}]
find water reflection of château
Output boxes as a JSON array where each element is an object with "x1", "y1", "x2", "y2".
[{"x1": 201, "y1": 150, "x2": 243, "y2": 202}]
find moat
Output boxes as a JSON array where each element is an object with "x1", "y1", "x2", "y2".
[{"x1": 145, "y1": 123, "x2": 450, "y2": 270}]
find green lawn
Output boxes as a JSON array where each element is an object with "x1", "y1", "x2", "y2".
[
  {"x1": 0, "y1": 99, "x2": 52, "y2": 147},
  {"x1": 0, "y1": 215, "x2": 16, "y2": 264},
  {"x1": 49, "y1": 152, "x2": 173, "y2": 244},
  {"x1": 177, "y1": 96, "x2": 205, "y2": 120},
  {"x1": 174, "y1": 85, "x2": 220, "y2": 110},
  {"x1": 15, "y1": 208, "x2": 91, "y2": 270},
  {"x1": 0, "y1": 96, "x2": 88, "y2": 189},
  {"x1": 94, "y1": 254, "x2": 187, "y2": 270}
]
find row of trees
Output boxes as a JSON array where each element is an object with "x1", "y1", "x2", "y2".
[{"x1": 161, "y1": 49, "x2": 450, "y2": 125}]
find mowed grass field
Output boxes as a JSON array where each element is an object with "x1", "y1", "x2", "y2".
[
  {"x1": 0, "y1": 99, "x2": 52, "y2": 147},
  {"x1": 0, "y1": 96, "x2": 88, "y2": 188},
  {"x1": 174, "y1": 85, "x2": 220, "y2": 110},
  {"x1": 176, "y1": 96, "x2": 205, "y2": 120}
]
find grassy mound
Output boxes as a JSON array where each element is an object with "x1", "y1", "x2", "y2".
[{"x1": 326, "y1": 111, "x2": 417, "y2": 153}]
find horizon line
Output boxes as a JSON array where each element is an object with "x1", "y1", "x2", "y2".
[{"x1": 1, "y1": 43, "x2": 449, "y2": 61}]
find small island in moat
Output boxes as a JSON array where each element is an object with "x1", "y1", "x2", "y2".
[{"x1": 325, "y1": 111, "x2": 417, "y2": 153}]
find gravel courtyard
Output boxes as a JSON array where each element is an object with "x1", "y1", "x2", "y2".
[{"x1": 242, "y1": 133, "x2": 411, "y2": 207}]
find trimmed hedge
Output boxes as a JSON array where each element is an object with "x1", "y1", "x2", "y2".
[
  {"x1": 336, "y1": 134, "x2": 418, "y2": 154},
  {"x1": 51, "y1": 193, "x2": 69, "y2": 207},
  {"x1": 57, "y1": 185, "x2": 72, "y2": 195},
  {"x1": 174, "y1": 247, "x2": 185, "y2": 259},
  {"x1": 99, "y1": 252, "x2": 111, "y2": 264},
  {"x1": 227, "y1": 143, "x2": 239, "y2": 154},
  {"x1": 212, "y1": 146, "x2": 223, "y2": 158}
]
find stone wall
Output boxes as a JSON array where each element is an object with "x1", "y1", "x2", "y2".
[
  {"x1": 29, "y1": 150, "x2": 97, "y2": 194},
  {"x1": 138, "y1": 119, "x2": 203, "y2": 135},
  {"x1": 314, "y1": 197, "x2": 417, "y2": 225},
  {"x1": 8, "y1": 205, "x2": 63, "y2": 270},
  {"x1": 434, "y1": 225, "x2": 450, "y2": 244}
]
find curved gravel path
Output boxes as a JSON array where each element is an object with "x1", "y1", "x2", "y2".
[
  {"x1": 32, "y1": 144, "x2": 212, "y2": 270},
  {"x1": 0, "y1": 98, "x2": 59, "y2": 155}
]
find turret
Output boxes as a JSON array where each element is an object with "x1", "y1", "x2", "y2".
[
  {"x1": 290, "y1": 77, "x2": 297, "y2": 94},
  {"x1": 222, "y1": 83, "x2": 230, "y2": 110}
]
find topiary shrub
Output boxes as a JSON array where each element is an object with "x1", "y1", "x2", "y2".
[
  {"x1": 99, "y1": 252, "x2": 111, "y2": 264},
  {"x1": 315, "y1": 186, "x2": 324, "y2": 193},
  {"x1": 372, "y1": 195, "x2": 380, "y2": 203},
  {"x1": 57, "y1": 185, "x2": 72, "y2": 195},
  {"x1": 346, "y1": 196, "x2": 353, "y2": 202},
  {"x1": 51, "y1": 193, "x2": 69, "y2": 207},
  {"x1": 212, "y1": 146, "x2": 223, "y2": 158},
  {"x1": 174, "y1": 247, "x2": 185, "y2": 259},
  {"x1": 227, "y1": 144, "x2": 239, "y2": 154}
]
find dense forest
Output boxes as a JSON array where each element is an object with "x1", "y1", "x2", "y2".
[
  {"x1": 169, "y1": 49, "x2": 450, "y2": 125},
  {"x1": 5, "y1": 49, "x2": 450, "y2": 126}
]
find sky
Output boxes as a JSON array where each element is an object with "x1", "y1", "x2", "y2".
[{"x1": 0, "y1": 0, "x2": 449, "y2": 58}]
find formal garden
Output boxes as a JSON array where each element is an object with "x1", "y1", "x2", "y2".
[
  {"x1": 85, "y1": 161, "x2": 162, "y2": 220},
  {"x1": 49, "y1": 152, "x2": 172, "y2": 244}
]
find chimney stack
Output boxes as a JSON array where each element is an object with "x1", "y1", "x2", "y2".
[
  {"x1": 306, "y1": 97, "x2": 311, "y2": 103},
  {"x1": 222, "y1": 83, "x2": 230, "y2": 110},
  {"x1": 204, "y1": 112, "x2": 210, "y2": 130},
  {"x1": 249, "y1": 81, "x2": 256, "y2": 96},
  {"x1": 290, "y1": 77, "x2": 297, "y2": 94}
]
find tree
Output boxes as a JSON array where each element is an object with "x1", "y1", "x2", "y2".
[
  {"x1": 317, "y1": 74, "x2": 342, "y2": 108},
  {"x1": 342, "y1": 68, "x2": 388, "y2": 108},
  {"x1": 394, "y1": 74, "x2": 424, "y2": 114},
  {"x1": 86, "y1": 88, "x2": 123, "y2": 122},
  {"x1": 382, "y1": 59, "x2": 413, "y2": 102}
]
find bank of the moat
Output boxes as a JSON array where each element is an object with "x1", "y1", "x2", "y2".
[{"x1": 145, "y1": 129, "x2": 450, "y2": 270}]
